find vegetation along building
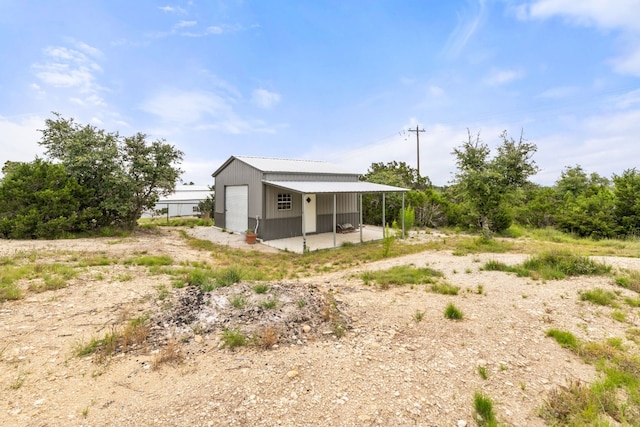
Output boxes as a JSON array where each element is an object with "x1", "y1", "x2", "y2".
[{"x1": 212, "y1": 156, "x2": 407, "y2": 241}]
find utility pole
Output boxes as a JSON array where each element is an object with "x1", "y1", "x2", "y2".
[{"x1": 408, "y1": 126, "x2": 425, "y2": 176}]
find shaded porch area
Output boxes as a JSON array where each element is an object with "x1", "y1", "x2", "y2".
[{"x1": 261, "y1": 225, "x2": 385, "y2": 253}]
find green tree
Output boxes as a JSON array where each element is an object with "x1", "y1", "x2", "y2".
[
  {"x1": 555, "y1": 165, "x2": 589, "y2": 198},
  {"x1": 512, "y1": 184, "x2": 556, "y2": 228},
  {"x1": 451, "y1": 129, "x2": 539, "y2": 233},
  {"x1": 360, "y1": 161, "x2": 430, "y2": 226},
  {"x1": 39, "y1": 113, "x2": 183, "y2": 229},
  {"x1": 613, "y1": 168, "x2": 640, "y2": 236},
  {"x1": 0, "y1": 159, "x2": 95, "y2": 238},
  {"x1": 555, "y1": 168, "x2": 616, "y2": 238}
]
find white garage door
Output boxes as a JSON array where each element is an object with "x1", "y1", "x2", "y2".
[{"x1": 225, "y1": 185, "x2": 248, "y2": 232}]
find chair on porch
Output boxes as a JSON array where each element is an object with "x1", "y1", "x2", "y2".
[{"x1": 336, "y1": 223, "x2": 356, "y2": 233}]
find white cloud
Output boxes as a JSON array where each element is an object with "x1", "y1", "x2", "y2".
[
  {"x1": 141, "y1": 88, "x2": 278, "y2": 135},
  {"x1": 610, "y1": 39, "x2": 640, "y2": 76},
  {"x1": 309, "y1": 123, "x2": 489, "y2": 185},
  {"x1": 159, "y1": 5, "x2": 186, "y2": 14},
  {"x1": 533, "y1": 104, "x2": 640, "y2": 184},
  {"x1": 141, "y1": 90, "x2": 232, "y2": 124},
  {"x1": 484, "y1": 68, "x2": 524, "y2": 86},
  {"x1": 252, "y1": 89, "x2": 281, "y2": 109},
  {"x1": 537, "y1": 86, "x2": 579, "y2": 99},
  {"x1": 521, "y1": 0, "x2": 640, "y2": 76},
  {"x1": 175, "y1": 20, "x2": 197, "y2": 29},
  {"x1": 443, "y1": 0, "x2": 487, "y2": 59},
  {"x1": 31, "y1": 42, "x2": 106, "y2": 106},
  {"x1": 525, "y1": 0, "x2": 640, "y2": 32},
  {"x1": 428, "y1": 85, "x2": 445, "y2": 96},
  {"x1": 0, "y1": 116, "x2": 45, "y2": 170}
]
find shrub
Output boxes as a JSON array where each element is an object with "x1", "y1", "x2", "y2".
[
  {"x1": 187, "y1": 269, "x2": 216, "y2": 292},
  {"x1": 217, "y1": 267, "x2": 242, "y2": 287},
  {"x1": 260, "y1": 299, "x2": 277, "y2": 309},
  {"x1": 444, "y1": 303, "x2": 463, "y2": 320},
  {"x1": 253, "y1": 284, "x2": 269, "y2": 294},
  {"x1": 360, "y1": 265, "x2": 443, "y2": 288},
  {"x1": 230, "y1": 295, "x2": 247, "y2": 308},
  {"x1": 221, "y1": 328, "x2": 246, "y2": 349},
  {"x1": 523, "y1": 251, "x2": 610, "y2": 280},
  {"x1": 478, "y1": 366, "x2": 488, "y2": 380},
  {"x1": 580, "y1": 288, "x2": 617, "y2": 306},
  {"x1": 546, "y1": 329, "x2": 578, "y2": 350},
  {"x1": 473, "y1": 391, "x2": 497, "y2": 427},
  {"x1": 429, "y1": 282, "x2": 460, "y2": 295}
]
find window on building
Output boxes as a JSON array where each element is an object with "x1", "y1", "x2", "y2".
[
  {"x1": 192, "y1": 206, "x2": 200, "y2": 212},
  {"x1": 277, "y1": 193, "x2": 292, "y2": 211}
]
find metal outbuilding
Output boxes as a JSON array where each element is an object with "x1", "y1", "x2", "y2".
[{"x1": 212, "y1": 156, "x2": 408, "y2": 245}]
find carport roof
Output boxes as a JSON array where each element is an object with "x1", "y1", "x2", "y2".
[{"x1": 262, "y1": 180, "x2": 408, "y2": 194}]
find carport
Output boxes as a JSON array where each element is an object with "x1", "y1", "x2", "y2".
[{"x1": 262, "y1": 180, "x2": 409, "y2": 252}]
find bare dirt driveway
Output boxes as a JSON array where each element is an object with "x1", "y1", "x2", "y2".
[{"x1": 1, "y1": 227, "x2": 639, "y2": 426}]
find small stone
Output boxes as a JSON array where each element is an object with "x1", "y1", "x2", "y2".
[
  {"x1": 302, "y1": 325, "x2": 311, "y2": 333},
  {"x1": 194, "y1": 335, "x2": 203, "y2": 343},
  {"x1": 286, "y1": 370, "x2": 299, "y2": 379},
  {"x1": 457, "y1": 420, "x2": 467, "y2": 427},
  {"x1": 34, "y1": 398, "x2": 45, "y2": 407}
]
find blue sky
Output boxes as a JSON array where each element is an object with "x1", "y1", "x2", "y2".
[{"x1": 1, "y1": 0, "x2": 639, "y2": 186}]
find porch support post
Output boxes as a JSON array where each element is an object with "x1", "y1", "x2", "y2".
[
  {"x1": 382, "y1": 193, "x2": 386, "y2": 237},
  {"x1": 402, "y1": 192, "x2": 405, "y2": 238},
  {"x1": 359, "y1": 193, "x2": 363, "y2": 243},
  {"x1": 301, "y1": 193, "x2": 306, "y2": 252},
  {"x1": 333, "y1": 193, "x2": 337, "y2": 248}
]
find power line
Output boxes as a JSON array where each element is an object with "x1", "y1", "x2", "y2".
[{"x1": 408, "y1": 126, "x2": 425, "y2": 176}]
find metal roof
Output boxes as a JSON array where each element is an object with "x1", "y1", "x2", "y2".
[
  {"x1": 213, "y1": 155, "x2": 356, "y2": 176},
  {"x1": 262, "y1": 180, "x2": 408, "y2": 194},
  {"x1": 158, "y1": 186, "x2": 212, "y2": 203}
]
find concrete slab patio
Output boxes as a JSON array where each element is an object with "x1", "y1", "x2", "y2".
[
  {"x1": 185, "y1": 225, "x2": 385, "y2": 254},
  {"x1": 261, "y1": 225, "x2": 385, "y2": 253}
]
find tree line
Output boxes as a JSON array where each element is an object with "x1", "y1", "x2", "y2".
[
  {"x1": 1, "y1": 116, "x2": 637, "y2": 241},
  {"x1": 361, "y1": 130, "x2": 640, "y2": 239},
  {"x1": 0, "y1": 114, "x2": 183, "y2": 239}
]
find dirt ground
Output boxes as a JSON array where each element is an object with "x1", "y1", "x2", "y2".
[{"x1": 1, "y1": 227, "x2": 639, "y2": 427}]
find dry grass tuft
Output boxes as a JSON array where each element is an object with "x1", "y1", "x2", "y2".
[
  {"x1": 257, "y1": 326, "x2": 279, "y2": 349},
  {"x1": 152, "y1": 338, "x2": 184, "y2": 370}
]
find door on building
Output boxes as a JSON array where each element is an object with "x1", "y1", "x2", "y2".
[
  {"x1": 303, "y1": 193, "x2": 316, "y2": 234},
  {"x1": 225, "y1": 185, "x2": 248, "y2": 232}
]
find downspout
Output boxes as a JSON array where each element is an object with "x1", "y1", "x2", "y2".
[
  {"x1": 382, "y1": 193, "x2": 386, "y2": 237},
  {"x1": 333, "y1": 193, "x2": 337, "y2": 248},
  {"x1": 359, "y1": 193, "x2": 363, "y2": 243},
  {"x1": 402, "y1": 192, "x2": 405, "y2": 238},
  {"x1": 301, "y1": 193, "x2": 306, "y2": 252}
]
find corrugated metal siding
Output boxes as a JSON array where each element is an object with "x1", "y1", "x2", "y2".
[
  {"x1": 214, "y1": 158, "x2": 263, "y2": 221},
  {"x1": 317, "y1": 213, "x2": 359, "y2": 233},
  {"x1": 317, "y1": 193, "x2": 357, "y2": 214},
  {"x1": 265, "y1": 186, "x2": 302, "y2": 219},
  {"x1": 264, "y1": 173, "x2": 359, "y2": 182},
  {"x1": 261, "y1": 217, "x2": 302, "y2": 241},
  {"x1": 214, "y1": 212, "x2": 225, "y2": 228}
]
